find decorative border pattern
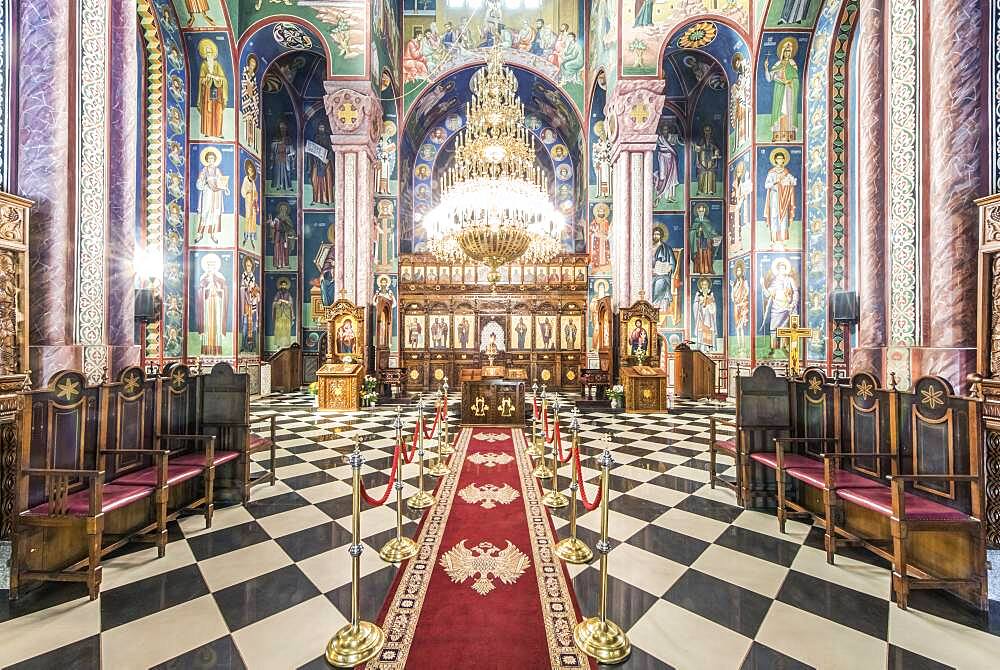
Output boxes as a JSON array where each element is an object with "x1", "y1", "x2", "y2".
[
  {"x1": 828, "y1": 0, "x2": 861, "y2": 367},
  {"x1": 887, "y1": 0, "x2": 920, "y2": 349},
  {"x1": 77, "y1": 0, "x2": 109, "y2": 382},
  {"x1": 803, "y1": 0, "x2": 843, "y2": 363}
]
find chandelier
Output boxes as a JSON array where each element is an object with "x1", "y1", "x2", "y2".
[{"x1": 424, "y1": 46, "x2": 564, "y2": 288}]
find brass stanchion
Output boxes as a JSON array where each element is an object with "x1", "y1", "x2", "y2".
[
  {"x1": 380, "y1": 411, "x2": 418, "y2": 563},
  {"x1": 574, "y1": 444, "x2": 630, "y2": 665},
  {"x1": 428, "y1": 389, "x2": 450, "y2": 477},
  {"x1": 527, "y1": 381, "x2": 543, "y2": 457},
  {"x1": 555, "y1": 410, "x2": 593, "y2": 563},
  {"x1": 439, "y1": 379, "x2": 454, "y2": 455},
  {"x1": 541, "y1": 400, "x2": 568, "y2": 508},
  {"x1": 532, "y1": 388, "x2": 554, "y2": 479},
  {"x1": 326, "y1": 444, "x2": 386, "y2": 667},
  {"x1": 407, "y1": 398, "x2": 436, "y2": 509}
]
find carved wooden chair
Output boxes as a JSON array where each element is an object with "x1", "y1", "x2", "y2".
[
  {"x1": 732, "y1": 366, "x2": 792, "y2": 508},
  {"x1": 12, "y1": 370, "x2": 166, "y2": 600}
]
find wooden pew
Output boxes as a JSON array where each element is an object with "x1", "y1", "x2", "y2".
[{"x1": 11, "y1": 371, "x2": 166, "y2": 600}]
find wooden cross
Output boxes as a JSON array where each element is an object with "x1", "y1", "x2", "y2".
[
  {"x1": 776, "y1": 314, "x2": 814, "y2": 377},
  {"x1": 629, "y1": 103, "x2": 649, "y2": 125},
  {"x1": 337, "y1": 102, "x2": 359, "y2": 125}
]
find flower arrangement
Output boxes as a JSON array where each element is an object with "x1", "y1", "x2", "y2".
[
  {"x1": 362, "y1": 375, "x2": 379, "y2": 407},
  {"x1": 606, "y1": 384, "x2": 625, "y2": 408},
  {"x1": 634, "y1": 347, "x2": 648, "y2": 366},
  {"x1": 308, "y1": 381, "x2": 319, "y2": 396}
]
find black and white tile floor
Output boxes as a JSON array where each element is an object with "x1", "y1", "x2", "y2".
[{"x1": 1, "y1": 392, "x2": 998, "y2": 669}]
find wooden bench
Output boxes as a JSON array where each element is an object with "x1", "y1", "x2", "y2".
[
  {"x1": 744, "y1": 370, "x2": 988, "y2": 610},
  {"x1": 11, "y1": 371, "x2": 167, "y2": 600}
]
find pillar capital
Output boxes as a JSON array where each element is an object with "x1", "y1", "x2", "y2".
[
  {"x1": 323, "y1": 81, "x2": 382, "y2": 157},
  {"x1": 605, "y1": 79, "x2": 665, "y2": 161}
]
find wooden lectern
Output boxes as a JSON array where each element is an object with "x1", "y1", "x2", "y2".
[
  {"x1": 315, "y1": 295, "x2": 365, "y2": 411},
  {"x1": 673, "y1": 342, "x2": 717, "y2": 400},
  {"x1": 618, "y1": 298, "x2": 668, "y2": 413}
]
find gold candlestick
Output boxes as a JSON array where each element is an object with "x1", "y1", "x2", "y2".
[
  {"x1": 555, "y1": 410, "x2": 593, "y2": 563},
  {"x1": 380, "y1": 410, "x2": 419, "y2": 562},
  {"x1": 326, "y1": 444, "x2": 386, "y2": 667},
  {"x1": 541, "y1": 400, "x2": 568, "y2": 508},
  {"x1": 531, "y1": 388, "x2": 554, "y2": 479},
  {"x1": 407, "y1": 398, "x2": 436, "y2": 509},
  {"x1": 573, "y1": 444, "x2": 630, "y2": 664},
  {"x1": 429, "y1": 390, "x2": 450, "y2": 477},
  {"x1": 439, "y1": 379, "x2": 454, "y2": 455},
  {"x1": 527, "y1": 381, "x2": 543, "y2": 457}
]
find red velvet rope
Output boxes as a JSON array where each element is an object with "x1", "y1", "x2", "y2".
[
  {"x1": 422, "y1": 403, "x2": 442, "y2": 439},
  {"x1": 575, "y1": 446, "x2": 603, "y2": 511},
  {"x1": 403, "y1": 420, "x2": 420, "y2": 464},
  {"x1": 553, "y1": 422, "x2": 572, "y2": 463},
  {"x1": 543, "y1": 406, "x2": 553, "y2": 440},
  {"x1": 359, "y1": 442, "x2": 400, "y2": 507}
]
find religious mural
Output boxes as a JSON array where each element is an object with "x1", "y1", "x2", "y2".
[
  {"x1": 186, "y1": 33, "x2": 235, "y2": 142},
  {"x1": 264, "y1": 274, "x2": 298, "y2": 352},
  {"x1": 763, "y1": 0, "x2": 823, "y2": 29},
  {"x1": 652, "y1": 214, "x2": 684, "y2": 331},
  {"x1": 588, "y1": 0, "x2": 617, "y2": 93},
  {"x1": 691, "y1": 276, "x2": 723, "y2": 353},
  {"x1": 756, "y1": 146, "x2": 803, "y2": 251},
  {"x1": 690, "y1": 85, "x2": 726, "y2": 200},
  {"x1": 588, "y1": 203, "x2": 611, "y2": 275},
  {"x1": 756, "y1": 33, "x2": 809, "y2": 144},
  {"x1": 238, "y1": 150, "x2": 262, "y2": 253},
  {"x1": 264, "y1": 197, "x2": 298, "y2": 271},
  {"x1": 172, "y1": 0, "x2": 228, "y2": 29},
  {"x1": 374, "y1": 274, "x2": 399, "y2": 349},
  {"x1": 728, "y1": 257, "x2": 752, "y2": 360},
  {"x1": 401, "y1": 0, "x2": 586, "y2": 110},
  {"x1": 728, "y1": 153, "x2": 752, "y2": 256},
  {"x1": 239, "y1": 0, "x2": 365, "y2": 77},
  {"x1": 620, "y1": 2, "x2": 749, "y2": 78},
  {"x1": 188, "y1": 251, "x2": 235, "y2": 357},
  {"x1": 652, "y1": 111, "x2": 685, "y2": 212},
  {"x1": 689, "y1": 201, "x2": 724, "y2": 276},
  {"x1": 755, "y1": 252, "x2": 802, "y2": 361},
  {"x1": 238, "y1": 253, "x2": 262, "y2": 355},
  {"x1": 303, "y1": 212, "x2": 335, "y2": 327},
  {"x1": 587, "y1": 277, "x2": 611, "y2": 352},
  {"x1": 189, "y1": 144, "x2": 237, "y2": 248}
]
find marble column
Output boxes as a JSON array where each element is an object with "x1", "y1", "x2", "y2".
[
  {"x1": 605, "y1": 80, "x2": 665, "y2": 309},
  {"x1": 15, "y1": 0, "x2": 80, "y2": 385},
  {"x1": 324, "y1": 82, "x2": 382, "y2": 306},
  {"x1": 912, "y1": 0, "x2": 985, "y2": 389},
  {"x1": 106, "y1": 0, "x2": 141, "y2": 375},
  {"x1": 853, "y1": 0, "x2": 887, "y2": 378}
]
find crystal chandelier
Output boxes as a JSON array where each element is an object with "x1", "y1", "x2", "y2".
[{"x1": 424, "y1": 46, "x2": 564, "y2": 288}]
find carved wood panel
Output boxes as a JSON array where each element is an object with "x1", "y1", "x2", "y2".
[{"x1": 987, "y1": 428, "x2": 1000, "y2": 547}]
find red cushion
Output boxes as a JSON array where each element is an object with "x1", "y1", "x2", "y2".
[
  {"x1": 750, "y1": 452, "x2": 821, "y2": 470},
  {"x1": 171, "y1": 450, "x2": 240, "y2": 467},
  {"x1": 836, "y1": 486, "x2": 969, "y2": 521},
  {"x1": 713, "y1": 439, "x2": 737, "y2": 454},
  {"x1": 785, "y1": 467, "x2": 878, "y2": 490},
  {"x1": 115, "y1": 464, "x2": 205, "y2": 487},
  {"x1": 248, "y1": 434, "x2": 273, "y2": 452},
  {"x1": 26, "y1": 483, "x2": 154, "y2": 516}
]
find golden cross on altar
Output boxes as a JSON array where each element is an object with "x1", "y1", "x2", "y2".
[
  {"x1": 471, "y1": 396, "x2": 489, "y2": 417},
  {"x1": 337, "y1": 102, "x2": 359, "y2": 125},
  {"x1": 776, "y1": 314, "x2": 814, "y2": 377},
  {"x1": 629, "y1": 103, "x2": 649, "y2": 125}
]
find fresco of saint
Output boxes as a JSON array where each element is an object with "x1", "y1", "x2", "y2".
[
  {"x1": 195, "y1": 147, "x2": 229, "y2": 245},
  {"x1": 763, "y1": 149, "x2": 797, "y2": 248},
  {"x1": 765, "y1": 38, "x2": 801, "y2": 142},
  {"x1": 196, "y1": 254, "x2": 228, "y2": 355},
  {"x1": 196, "y1": 39, "x2": 227, "y2": 139}
]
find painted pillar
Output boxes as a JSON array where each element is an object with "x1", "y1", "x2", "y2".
[
  {"x1": 912, "y1": 0, "x2": 986, "y2": 388},
  {"x1": 106, "y1": 0, "x2": 141, "y2": 375},
  {"x1": 853, "y1": 0, "x2": 887, "y2": 378},
  {"x1": 324, "y1": 82, "x2": 382, "y2": 306},
  {"x1": 605, "y1": 80, "x2": 665, "y2": 308},
  {"x1": 15, "y1": 0, "x2": 79, "y2": 385}
]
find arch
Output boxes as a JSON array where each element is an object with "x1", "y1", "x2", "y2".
[
  {"x1": 655, "y1": 14, "x2": 752, "y2": 82},
  {"x1": 237, "y1": 16, "x2": 332, "y2": 77}
]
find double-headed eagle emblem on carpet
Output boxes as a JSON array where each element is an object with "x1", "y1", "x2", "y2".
[
  {"x1": 472, "y1": 432, "x2": 511, "y2": 443},
  {"x1": 458, "y1": 483, "x2": 521, "y2": 509},
  {"x1": 466, "y1": 451, "x2": 514, "y2": 467},
  {"x1": 440, "y1": 540, "x2": 530, "y2": 596}
]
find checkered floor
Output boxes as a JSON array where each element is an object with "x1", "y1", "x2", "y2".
[{"x1": 1, "y1": 392, "x2": 999, "y2": 669}]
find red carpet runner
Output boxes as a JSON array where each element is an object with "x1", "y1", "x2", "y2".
[{"x1": 367, "y1": 426, "x2": 593, "y2": 669}]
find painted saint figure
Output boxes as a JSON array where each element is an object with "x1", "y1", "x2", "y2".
[
  {"x1": 240, "y1": 160, "x2": 259, "y2": 248},
  {"x1": 458, "y1": 317, "x2": 470, "y2": 349},
  {"x1": 272, "y1": 278, "x2": 294, "y2": 349},
  {"x1": 515, "y1": 317, "x2": 528, "y2": 349},
  {"x1": 563, "y1": 319, "x2": 578, "y2": 350},
  {"x1": 730, "y1": 260, "x2": 751, "y2": 356},
  {"x1": 375, "y1": 200, "x2": 395, "y2": 269},
  {"x1": 729, "y1": 160, "x2": 752, "y2": 250},
  {"x1": 269, "y1": 202, "x2": 295, "y2": 268},
  {"x1": 307, "y1": 122, "x2": 334, "y2": 205},
  {"x1": 239, "y1": 258, "x2": 260, "y2": 353},
  {"x1": 184, "y1": 0, "x2": 216, "y2": 27},
  {"x1": 694, "y1": 125, "x2": 721, "y2": 196},
  {"x1": 764, "y1": 149, "x2": 797, "y2": 248},
  {"x1": 196, "y1": 39, "x2": 227, "y2": 139},
  {"x1": 633, "y1": 0, "x2": 654, "y2": 27},
  {"x1": 196, "y1": 254, "x2": 228, "y2": 356},
  {"x1": 240, "y1": 56, "x2": 260, "y2": 153},
  {"x1": 689, "y1": 203, "x2": 718, "y2": 275},
  {"x1": 760, "y1": 258, "x2": 800, "y2": 354},
  {"x1": 652, "y1": 226, "x2": 678, "y2": 323},
  {"x1": 693, "y1": 279, "x2": 717, "y2": 351},
  {"x1": 629, "y1": 319, "x2": 649, "y2": 357},
  {"x1": 558, "y1": 33, "x2": 583, "y2": 85},
  {"x1": 589, "y1": 203, "x2": 611, "y2": 270},
  {"x1": 730, "y1": 53, "x2": 751, "y2": 148},
  {"x1": 653, "y1": 121, "x2": 681, "y2": 203},
  {"x1": 195, "y1": 147, "x2": 230, "y2": 245},
  {"x1": 765, "y1": 38, "x2": 801, "y2": 142},
  {"x1": 337, "y1": 319, "x2": 357, "y2": 354},
  {"x1": 540, "y1": 317, "x2": 554, "y2": 350},
  {"x1": 270, "y1": 120, "x2": 295, "y2": 192}
]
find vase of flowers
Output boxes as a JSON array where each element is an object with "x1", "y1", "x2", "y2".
[
  {"x1": 634, "y1": 347, "x2": 648, "y2": 366},
  {"x1": 307, "y1": 381, "x2": 319, "y2": 407},
  {"x1": 362, "y1": 375, "x2": 379, "y2": 407},
  {"x1": 606, "y1": 384, "x2": 624, "y2": 410}
]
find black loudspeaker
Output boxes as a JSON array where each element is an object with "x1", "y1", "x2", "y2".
[
  {"x1": 134, "y1": 288, "x2": 161, "y2": 321},
  {"x1": 830, "y1": 291, "x2": 859, "y2": 323}
]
